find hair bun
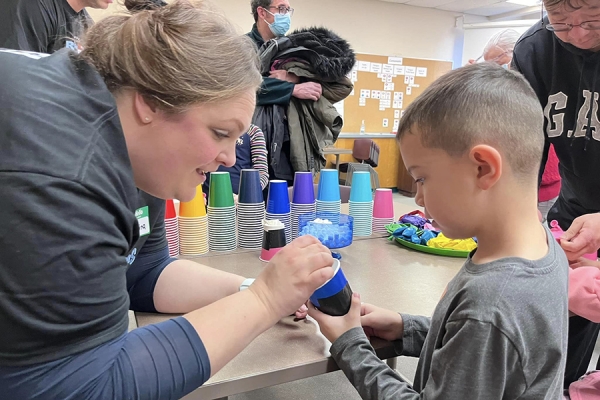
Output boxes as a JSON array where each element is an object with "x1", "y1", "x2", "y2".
[{"x1": 124, "y1": 0, "x2": 167, "y2": 12}]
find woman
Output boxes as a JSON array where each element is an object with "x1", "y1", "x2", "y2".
[{"x1": 0, "y1": 0, "x2": 333, "y2": 398}]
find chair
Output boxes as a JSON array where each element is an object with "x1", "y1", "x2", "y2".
[{"x1": 338, "y1": 139, "x2": 380, "y2": 173}]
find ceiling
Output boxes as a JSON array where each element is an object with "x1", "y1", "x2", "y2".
[{"x1": 379, "y1": 0, "x2": 542, "y2": 19}]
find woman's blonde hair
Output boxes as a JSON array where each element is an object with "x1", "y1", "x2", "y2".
[{"x1": 80, "y1": 0, "x2": 262, "y2": 112}]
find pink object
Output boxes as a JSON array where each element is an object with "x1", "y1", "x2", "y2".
[
  {"x1": 259, "y1": 247, "x2": 282, "y2": 262},
  {"x1": 539, "y1": 145, "x2": 561, "y2": 202},
  {"x1": 550, "y1": 220, "x2": 597, "y2": 260},
  {"x1": 568, "y1": 371, "x2": 600, "y2": 400},
  {"x1": 372, "y1": 188, "x2": 394, "y2": 218},
  {"x1": 569, "y1": 267, "x2": 600, "y2": 323}
]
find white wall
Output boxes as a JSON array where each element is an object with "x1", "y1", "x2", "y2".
[{"x1": 88, "y1": 0, "x2": 458, "y2": 62}]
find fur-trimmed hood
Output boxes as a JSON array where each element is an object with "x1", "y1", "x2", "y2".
[{"x1": 258, "y1": 27, "x2": 355, "y2": 82}]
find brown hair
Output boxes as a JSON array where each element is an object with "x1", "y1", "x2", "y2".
[
  {"x1": 544, "y1": 0, "x2": 594, "y2": 12},
  {"x1": 80, "y1": 0, "x2": 262, "y2": 112},
  {"x1": 251, "y1": 0, "x2": 273, "y2": 22},
  {"x1": 396, "y1": 63, "x2": 544, "y2": 180}
]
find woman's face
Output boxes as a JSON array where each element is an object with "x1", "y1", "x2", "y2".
[
  {"x1": 547, "y1": 1, "x2": 600, "y2": 52},
  {"x1": 130, "y1": 89, "x2": 256, "y2": 202}
]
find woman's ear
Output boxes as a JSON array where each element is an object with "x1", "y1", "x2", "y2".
[
  {"x1": 469, "y1": 144, "x2": 502, "y2": 190},
  {"x1": 133, "y1": 92, "x2": 158, "y2": 124}
]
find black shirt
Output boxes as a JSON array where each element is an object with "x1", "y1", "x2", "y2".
[
  {"x1": 0, "y1": 49, "x2": 163, "y2": 366},
  {"x1": 0, "y1": 0, "x2": 91, "y2": 53},
  {"x1": 513, "y1": 17, "x2": 600, "y2": 227}
]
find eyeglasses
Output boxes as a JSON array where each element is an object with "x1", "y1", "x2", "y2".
[
  {"x1": 545, "y1": 20, "x2": 600, "y2": 32},
  {"x1": 265, "y1": 5, "x2": 294, "y2": 16}
]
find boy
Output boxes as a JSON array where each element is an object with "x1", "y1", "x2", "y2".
[{"x1": 309, "y1": 63, "x2": 569, "y2": 399}]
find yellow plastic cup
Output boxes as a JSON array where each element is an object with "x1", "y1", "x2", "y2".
[{"x1": 178, "y1": 186, "x2": 207, "y2": 217}]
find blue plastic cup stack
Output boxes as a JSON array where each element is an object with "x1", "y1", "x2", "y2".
[
  {"x1": 316, "y1": 169, "x2": 341, "y2": 214},
  {"x1": 291, "y1": 172, "x2": 316, "y2": 239},
  {"x1": 265, "y1": 180, "x2": 292, "y2": 244},
  {"x1": 237, "y1": 169, "x2": 265, "y2": 249},
  {"x1": 207, "y1": 172, "x2": 237, "y2": 252},
  {"x1": 348, "y1": 171, "x2": 373, "y2": 236}
]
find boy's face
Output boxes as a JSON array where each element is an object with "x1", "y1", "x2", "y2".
[{"x1": 399, "y1": 132, "x2": 479, "y2": 239}]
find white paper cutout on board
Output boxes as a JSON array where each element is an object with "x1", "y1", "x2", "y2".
[
  {"x1": 393, "y1": 119, "x2": 400, "y2": 131},
  {"x1": 382, "y1": 64, "x2": 394, "y2": 74},
  {"x1": 360, "y1": 89, "x2": 371, "y2": 98},
  {"x1": 409, "y1": 76, "x2": 415, "y2": 85},
  {"x1": 416, "y1": 67, "x2": 427, "y2": 77},
  {"x1": 383, "y1": 92, "x2": 391, "y2": 100},
  {"x1": 394, "y1": 110, "x2": 400, "y2": 118},
  {"x1": 401, "y1": 110, "x2": 406, "y2": 117},
  {"x1": 404, "y1": 75, "x2": 410, "y2": 84},
  {"x1": 358, "y1": 61, "x2": 370, "y2": 72},
  {"x1": 388, "y1": 56, "x2": 403, "y2": 65},
  {"x1": 383, "y1": 118, "x2": 389, "y2": 127},
  {"x1": 386, "y1": 76, "x2": 393, "y2": 83},
  {"x1": 370, "y1": 63, "x2": 383, "y2": 73},
  {"x1": 394, "y1": 65, "x2": 405, "y2": 75},
  {"x1": 404, "y1": 66, "x2": 416, "y2": 76},
  {"x1": 351, "y1": 71, "x2": 358, "y2": 80},
  {"x1": 359, "y1": 98, "x2": 366, "y2": 106},
  {"x1": 393, "y1": 100, "x2": 403, "y2": 109},
  {"x1": 380, "y1": 99, "x2": 391, "y2": 108},
  {"x1": 406, "y1": 86, "x2": 412, "y2": 95},
  {"x1": 350, "y1": 89, "x2": 355, "y2": 96},
  {"x1": 384, "y1": 83, "x2": 395, "y2": 91},
  {"x1": 394, "y1": 92, "x2": 404, "y2": 101}
]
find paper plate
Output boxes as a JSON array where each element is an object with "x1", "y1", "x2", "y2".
[{"x1": 386, "y1": 223, "x2": 471, "y2": 258}]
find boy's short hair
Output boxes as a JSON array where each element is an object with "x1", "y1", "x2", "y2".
[{"x1": 396, "y1": 63, "x2": 544, "y2": 180}]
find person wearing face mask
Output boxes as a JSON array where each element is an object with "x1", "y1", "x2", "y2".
[
  {"x1": 248, "y1": 0, "x2": 323, "y2": 105},
  {"x1": 512, "y1": 0, "x2": 600, "y2": 388}
]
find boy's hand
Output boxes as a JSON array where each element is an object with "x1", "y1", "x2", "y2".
[
  {"x1": 561, "y1": 214, "x2": 600, "y2": 260},
  {"x1": 569, "y1": 257, "x2": 600, "y2": 269},
  {"x1": 361, "y1": 303, "x2": 404, "y2": 341},
  {"x1": 308, "y1": 293, "x2": 362, "y2": 343}
]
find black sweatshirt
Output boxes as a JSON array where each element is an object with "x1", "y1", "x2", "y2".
[{"x1": 513, "y1": 17, "x2": 600, "y2": 227}]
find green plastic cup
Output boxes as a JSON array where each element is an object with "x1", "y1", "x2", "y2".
[{"x1": 208, "y1": 172, "x2": 235, "y2": 207}]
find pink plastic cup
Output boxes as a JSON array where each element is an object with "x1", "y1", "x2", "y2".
[{"x1": 373, "y1": 189, "x2": 394, "y2": 219}]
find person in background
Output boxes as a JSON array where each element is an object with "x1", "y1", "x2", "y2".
[
  {"x1": 469, "y1": 29, "x2": 562, "y2": 222},
  {"x1": 0, "y1": 0, "x2": 113, "y2": 53},
  {"x1": 512, "y1": 0, "x2": 600, "y2": 386},
  {"x1": 205, "y1": 124, "x2": 269, "y2": 199},
  {"x1": 247, "y1": 0, "x2": 322, "y2": 105},
  {"x1": 0, "y1": 1, "x2": 331, "y2": 398},
  {"x1": 309, "y1": 63, "x2": 569, "y2": 399}
]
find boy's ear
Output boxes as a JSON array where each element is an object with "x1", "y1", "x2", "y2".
[{"x1": 469, "y1": 144, "x2": 502, "y2": 190}]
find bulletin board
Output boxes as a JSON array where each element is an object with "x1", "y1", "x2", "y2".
[{"x1": 338, "y1": 53, "x2": 453, "y2": 134}]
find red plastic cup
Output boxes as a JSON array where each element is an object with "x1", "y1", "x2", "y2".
[
  {"x1": 165, "y1": 199, "x2": 177, "y2": 219},
  {"x1": 373, "y1": 189, "x2": 394, "y2": 218}
]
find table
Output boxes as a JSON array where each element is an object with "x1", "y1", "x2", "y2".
[
  {"x1": 136, "y1": 202, "x2": 464, "y2": 400},
  {"x1": 322, "y1": 147, "x2": 353, "y2": 171}
]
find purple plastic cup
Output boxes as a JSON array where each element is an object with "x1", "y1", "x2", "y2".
[{"x1": 292, "y1": 172, "x2": 315, "y2": 204}]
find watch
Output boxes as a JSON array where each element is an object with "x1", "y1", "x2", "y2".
[{"x1": 239, "y1": 278, "x2": 255, "y2": 291}]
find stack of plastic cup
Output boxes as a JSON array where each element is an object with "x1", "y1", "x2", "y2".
[
  {"x1": 291, "y1": 172, "x2": 316, "y2": 239},
  {"x1": 237, "y1": 169, "x2": 265, "y2": 249},
  {"x1": 348, "y1": 171, "x2": 373, "y2": 236},
  {"x1": 265, "y1": 180, "x2": 291, "y2": 244},
  {"x1": 207, "y1": 172, "x2": 237, "y2": 252},
  {"x1": 179, "y1": 187, "x2": 209, "y2": 255},
  {"x1": 316, "y1": 169, "x2": 341, "y2": 214},
  {"x1": 164, "y1": 199, "x2": 179, "y2": 257},
  {"x1": 372, "y1": 188, "x2": 395, "y2": 233}
]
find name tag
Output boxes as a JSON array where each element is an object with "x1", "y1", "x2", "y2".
[{"x1": 135, "y1": 206, "x2": 150, "y2": 237}]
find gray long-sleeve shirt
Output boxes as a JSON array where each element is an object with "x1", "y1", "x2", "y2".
[{"x1": 330, "y1": 229, "x2": 568, "y2": 399}]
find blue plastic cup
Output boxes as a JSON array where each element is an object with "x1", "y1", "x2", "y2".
[
  {"x1": 349, "y1": 171, "x2": 372, "y2": 202},
  {"x1": 317, "y1": 169, "x2": 340, "y2": 202},
  {"x1": 238, "y1": 169, "x2": 263, "y2": 204},
  {"x1": 292, "y1": 172, "x2": 315, "y2": 204},
  {"x1": 266, "y1": 180, "x2": 291, "y2": 214},
  {"x1": 309, "y1": 259, "x2": 353, "y2": 316}
]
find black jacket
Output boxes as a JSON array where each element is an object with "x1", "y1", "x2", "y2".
[
  {"x1": 247, "y1": 24, "x2": 295, "y2": 106},
  {"x1": 513, "y1": 17, "x2": 600, "y2": 228}
]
